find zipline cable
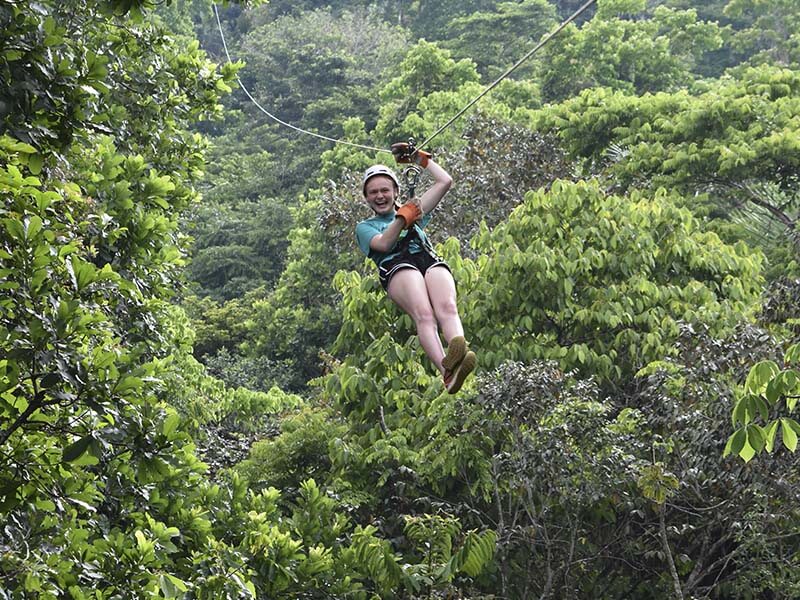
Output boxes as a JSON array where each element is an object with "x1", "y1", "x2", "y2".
[
  {"x1": 419, "y1": 0, "x2": 597, "y2": 149},
  {"x1": 212, "y1": 3, "x2": 387, "y2": 153}
]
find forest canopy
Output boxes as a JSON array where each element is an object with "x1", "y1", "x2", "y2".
[{"x1": 2, "y1": 0, "x2": 800, "y2": 598}]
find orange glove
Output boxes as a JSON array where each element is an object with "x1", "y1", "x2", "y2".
[
  {"x1": 391, "y1": 142, "x2": 432, "y2": 168},
  {"x1": 395, "y1": 202, "x2": 422, "y2": 229}
]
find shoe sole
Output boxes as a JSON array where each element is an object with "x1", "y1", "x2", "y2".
[
  {"x1": 442, "y1": 336, "x2": 467, "y2": 371},
  {"x1": 447, "y1": 351, "x2": 476, "y2": 395}
]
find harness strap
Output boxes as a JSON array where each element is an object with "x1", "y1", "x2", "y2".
[
  {"x1": 395, "y1": 224, "x2": 435, "y2": 255},
  {"x1": 368, "y1": 221, "x2": 435, "y2": 264}
]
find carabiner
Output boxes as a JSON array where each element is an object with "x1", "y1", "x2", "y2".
[{"x1": 402, "y1": 165, "x2": 422, "y2": 202}]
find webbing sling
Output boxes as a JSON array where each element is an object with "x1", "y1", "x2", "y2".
[{"x1": 394, "y1": 224, "x2": 435, "y2": 256}]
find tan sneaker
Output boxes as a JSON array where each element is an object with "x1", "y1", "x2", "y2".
[
  {"x1": 442, "y1": 336, "x2": 467, "y2": 371},
  {"x1": 444, "y1": 350, "x2": 476, "y2": 395}
]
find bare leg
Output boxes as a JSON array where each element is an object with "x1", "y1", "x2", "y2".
[
  {"x1": 424, "y1": 266, "x2": 463, "y2": 345},
  {"x1": 387, "y1": 268, "x2": 445, "y2": 372}
]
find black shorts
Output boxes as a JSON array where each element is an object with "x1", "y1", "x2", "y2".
[{"x1": 378, "y1": 248, "x2": 451, "y2": 291}]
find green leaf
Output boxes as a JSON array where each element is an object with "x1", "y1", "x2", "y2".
[
  {"x1": 159, "y1": 574, "x2": 188, "y2": 598},
  {"x1": 0, "y1": 479, "x2": 22, "y2": 512},
  {"x1": 8, "y1": 393, "x2": 29, "y2": 415},
  {"x1": 62, "y1": 435, "x2": 93, "y2": 463},
  {"x1": 731, "y1": 394, "x2": 749, "y2": 426},
  {"x1": 744, "y1": 360, "x2": 780, "y2": 395},
  {"x1": 765, "y1": 376, "x2": 783, "y2": 405},
  {"x1": 36, "y1": 190, "x2": 59, "y2": 212},
  {"x1": 723, "y1": 428, "x2": 746, "y2": 458},
  {"x1": 739, "y1": 438, "x2": 756, "y2": 463},
  {"x1": 746, "y1": 424, "x2": 765, "y2": 453},
  {"x1": 43, "y1": 16, "x2": 56, "y2": 35},
  {"x1": 72, "y1": 257, "x2": 97, "y2": 291},
  {"x1": 114, "y1": 375, "x2": 143, "y2": 394},
  {"x1": 39, "y1": 372, "x2": 61, "y2": 389},
  {"x1": 752, "y1": 395, "x2": 769, "y2": 421},
  {"x1": 161, "y1": 411, "x2": 180, "y2": 437},
  {"x1": 456, "y1": 529, "x2": 496, "y2": 577},
  {"x1": 764, "y1": 420, "x2": 780, "y2": 452},
  {"x1": 765, "y1": 369, "x2": 798, "y2": 405},
  {"x1": 0, "y1": 138, "x2": 36, "y2": 154},
  {"x1": 27, "y1": 153, "x2": 44, "y2": 175},
  {"x1": 3, "y1": 219, "x2": 25, "y2": 241},
  {"x1": 785, "y1": 344, "x2": 800, "y2": 364},
  {"x1": 781, "y1": 418, "x2": 798, "y2": 452}
]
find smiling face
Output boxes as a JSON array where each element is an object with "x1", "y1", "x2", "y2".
[{"x1": 363, "y1": 175, "x2": 398, "y2": 215}]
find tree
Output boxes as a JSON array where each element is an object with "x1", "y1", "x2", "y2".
[
  {"x1": 529, "y1": 66, "x2": 800, "y2": 263},
  {"x1": 630, "y1": 324, "x2": 800, "y2": 599},
  {"x1": 243, "y1": 191, "x2": 364, "y2": 391},
  {"x1": 380, "y1": 0, "x2": 501, "y2": 42},
  {"x1": 536, "y1": 0, "x2": 723, "y2": 102},
  {"x1": 723, "y1": 0, "x2": 800, "y2": 67},
  {"x1": 466, "y1": 179, "x2": 764, "y2": 383},
  {"x1": 373, "y1": 40, "x2": 481, "y2": 143},
  {"x1": 234, "y1": 7, "x2": 408, "y2": 134},
  {"x1": 184, "y1": 196, "x2": 294, "y2": 300},
  {"x1": 325, "y1": 215, "x2": 794, "y2": 599},
  {"x1": 442, "y1": 0, "x2": 557, "y2": 79},
  {"x1": 4, "y1": 2, "x2": 470, "y2": 597},
  {"x1": 426, "y1": 115, "x2": 573, "y2": 249},
  {"x1": 0, "y1": 1, "x2": 265, "y2": 596},
  {"x1": 0, "y1": 0, "x2": 237, "y2": 484}
]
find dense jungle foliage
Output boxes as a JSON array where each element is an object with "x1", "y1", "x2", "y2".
[{"x1": 2, "y1": 0, "x2": 800, "y2": 598}]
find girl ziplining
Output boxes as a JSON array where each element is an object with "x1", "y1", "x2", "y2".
[{"x1": 355, "y1": 142, "x2": 476, "y2": 394}]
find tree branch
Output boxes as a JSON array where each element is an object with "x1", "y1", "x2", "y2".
[{"x1": 659, "y1": 503, "x2": 684, "y2": 600}]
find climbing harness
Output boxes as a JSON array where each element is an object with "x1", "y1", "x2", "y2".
[
  {"x1": 213, "y1": 0, "x2": 597, "y2": 154},
  {"x1": 394, "y1": 221, "x2": 437, "y2": 258}
]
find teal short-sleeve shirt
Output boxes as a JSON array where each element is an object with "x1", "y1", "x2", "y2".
[{"x1": 355, "y1": 211, "x2": 433, "y2": 267}]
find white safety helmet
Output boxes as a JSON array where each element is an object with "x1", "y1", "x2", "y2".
[{"x1": 362, "y1": 164, "x2": 400, "y2": 196}]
